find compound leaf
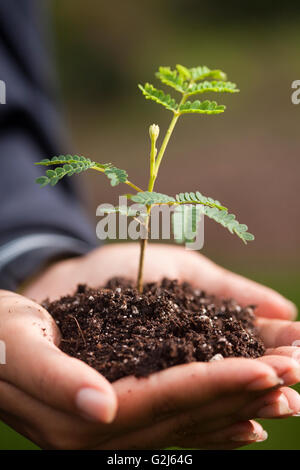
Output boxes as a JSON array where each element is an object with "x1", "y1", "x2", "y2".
[
  {"x1": 156, "y1": 66, "x2": 238, "y2": 98},
  {"x1": 35, "y1": 156, "x2": 97, "y2": 187},
  {"x1": 35, "y1": 176, "x2": 50, "y2": 188},
  {"x1": 129, "y1": 191, "x2": 175, "y2": 205},
  {"x1": 35, "y1": 155, "x2": 97, "y2": 167},
  {"x1": 176, "y1": 192, "x2": 227, "y2": 211},
  {"x1": 179, "y1": 100, "x2": 225, "y2": 114},
  {"x1": 104, "y1": 166, "x2": 128, "y2": 186},
  {"x1": 172, "y1": 205, "x2": 203, "y2": 243},
  {"x1": 186, "y1": 80, "x2": 239, "y2": 96},
  {"x1": 176, "y1": 64, "x2": 191, "y2": 81},
  {"x1": 202, "y1": 206, "x2": 254, "y2": 243},
  {"x1": 155, "y1": 67, "x2": 186, "y2": 93},
  {"x1": 189, "y1": 66, "x2": 227, "y2": 81},
  {"x1": 138, "y1": 83, "x2": 178, "y2": 112},
  {"x1": 35, "y1": 155, "x2": 125, "y2": 187},
  {"x1": 173, "y1": 192, "x2": 254, "y2": 243}
]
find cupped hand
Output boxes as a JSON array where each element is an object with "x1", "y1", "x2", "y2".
[
  {"x1": 0, "y1": 291, "x2": 299, "y2": 450},
  {"x1": 23, "y1": 243, "x2": 297, "y2": 321},
  {"x1": 1, "y1": 284, "x2": 300, "y2": 448}
]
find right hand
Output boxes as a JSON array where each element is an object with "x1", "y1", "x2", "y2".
[{"x1": 0, "y1": 290, "x2": 300, "y2": 450}]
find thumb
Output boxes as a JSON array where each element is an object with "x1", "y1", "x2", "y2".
[
  {"x1": 2, "y1": 333, "x2": 118, "y2": 423},
  {"x1": 0, "y1": 291, "x2": 117, "y2": 423}
]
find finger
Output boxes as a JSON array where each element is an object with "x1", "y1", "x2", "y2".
[
  {"x1": 186, "y1": 254, "x2": 297, "y2": 320},
  {"x1": 257, "y1": 318, "x2": 300, "y2": 348},
  {"x1": 102, "y1": 420, "x2": 267, "y2": 450},
  {"x1": 0, "y1": 377, "x2": 276, "y2": 451},
  {"x1": 0, "y1": 377, "x2": 269, "y2": 451},
  {"x1": 2, "y1": 338, "x2": 117, "y2": 424},
  {"x1": 266, "y1": 346, "x2": 300, "y2": 362},
  {"x1": 278, "y1": 386, "x2": 300, "y2": 415},
  {"x1": 0, "y1": 290, "x2": 60, "y2": 342},
  {"x1": 100, "y1": 411, "x2": 267, "y2": 450},
  {"x1": 257, "y1": 355, "x2": 300, "y2": 386},
  {"x1": 189, "y1": 420, "x2": 267, "y2": 450},
  {"x1": 108, "y1": 380, "x2": 300, "y2": 449},
  {"x1": 112, "y1": 358, "x2": 282, "y2": 431},
  {"x1": 0, "y1": 291, "x2": 117, "y2": 423},
  {"x1": 0, "y1": 379, "x2": 72, "y2": 449},
  {"x1": 240, "y1": 388, "x2": 295, "y2": 419},
  {"x1": 167, "y1": 386, "x2": 299, "y2": 428},
  {"x1": 0, "y1": 379, "x2": 116, "y2": 450}
]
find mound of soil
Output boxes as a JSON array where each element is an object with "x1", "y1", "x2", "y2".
[{"x1": 44, "y1": 278, "x2": 265, "y2": 383}]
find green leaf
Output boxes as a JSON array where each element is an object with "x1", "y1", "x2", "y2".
[
  {"x1": 173, "y1": 192, "x2": 254, "y2": 243},
  {"x1": 35, "y1": 176, "x2": 50, "y2": 187},
  {"x1": 155, "y1": 67, "x2": 186, "y2": 93},
  {"x1": 176, "y1": 64, "x2": 191, "y2": 81},
  {"x1": 104, "y1": 166, "x2": 128, "y2": 186},
  {"x1": 35, "y1": 155, "x2": 98, "y2": 187},
  {"x1": 126, "y1": 189, "x2": 253, "y2": 243},
  {"x1": 189, "y1": 66, "x2": 227, "y2": 81},
  {"x1": 129, "y1": 191, "x2": 175, "y2": 205},
  {"x1": 176, "y1": 192, "x2": 227, "y2": 211},
  {"x1": 138, "y1": 83, "x2": 178, "y2": 112},
  {"x1": 172, "y1": 205, "x2": 203, "y2": 243},
  {"x1": 35, "y1": 155, "x2": 124, "y2": 188},
  {"x1": 179, "y1": 100, "x2": 225, "y2": 114},
  {"x1": 93, "y1": 162, "x2": 113, "y2": 170},
  {"x1": 35, "y1": 155, "x2": 96, "y2": 167},
  {"x1": 155, "y1": 66, "x2": 237, "y2": 98},
  {"x1": 185, "y1": 81, "x2": 239, "y2": 97},
  {"x1": 202, "y1": 206, "x2": 254, "y2": 244}
]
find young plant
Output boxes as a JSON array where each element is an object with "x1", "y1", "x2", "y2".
[{"x1": 35, "y1": 64, "x2": 254, "y2": 293}]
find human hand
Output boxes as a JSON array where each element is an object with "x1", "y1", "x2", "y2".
[
  {"x1": 24, "y1": 243, "x2": 297, "y2": 322},
  {"x1": 0, "y1": 290, "x2": 300, "y2": 450},
  {"x1": 5, "y1": 243, "x2": 300, "y2": 448}
]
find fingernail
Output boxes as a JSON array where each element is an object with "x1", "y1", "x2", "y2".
[
  {"x1": 75, "y1": 388, "x2": 116, "y2": 423},
  {"x1": 291, "y1": 350, "x2": 300, "y2": 364},
  {"x1": 256, "y1": 431, "x2": 268, "y2": 442},
  {"x1": 256, "y1": 394, "x2": 293, "y2": 418},
  {"x1": 287, "y1": 301, "x2": 298, "y2": 320},
  {"x1": 231, "y1": 430, "x2": 268, "y2": 443},
  {"x1": 246, "y1": 375, "x2": 283, "y2": 392},
  {"x1": 280, "y1": 366, "x2": 300, "y2": 384},
  {"x1": 292, "y1": 412, "x2": 300, "y2": 417}
]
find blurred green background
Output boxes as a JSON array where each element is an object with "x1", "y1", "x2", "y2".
[{"x1": 1, "y1": 0, "x2": 300, "y2": 449}]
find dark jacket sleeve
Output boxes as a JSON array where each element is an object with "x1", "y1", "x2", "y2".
[{"x1": 0, "y1": 0, "x2": 98, "y2": 291}]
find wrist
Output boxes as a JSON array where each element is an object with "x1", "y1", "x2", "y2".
[{"x1": 0, "y1": 233, "x2": 95, "y2": 292}]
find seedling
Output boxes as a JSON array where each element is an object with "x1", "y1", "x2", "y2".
[{"x1": 35, "y1": 64, "x2": 254, "y2": 292}]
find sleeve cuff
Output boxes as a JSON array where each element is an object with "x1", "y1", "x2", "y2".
[{"x1": 0, "y1": 233, "x2": 96, "y2": 291}]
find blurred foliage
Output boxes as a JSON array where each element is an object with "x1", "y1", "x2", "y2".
[{"x1": 51, "y1": 0, "x2": 300, "y2": 106}]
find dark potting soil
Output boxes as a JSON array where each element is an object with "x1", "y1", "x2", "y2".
[{"x1": 44, "y1": 278, "x2": 265, "y2": 383}]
